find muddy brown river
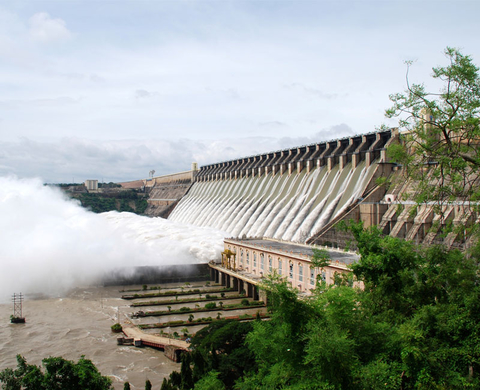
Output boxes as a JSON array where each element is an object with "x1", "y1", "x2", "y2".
[{"x1": 0, "y1": 286, "x2": 179, "y2": 390}]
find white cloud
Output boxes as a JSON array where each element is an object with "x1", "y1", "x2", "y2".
[
  {"x1": 0, "y1": 96, "x2": 79, "y2": 107},
  {"x1": 0, "y1": 2, "x2": 478, "y2": 151},
  {"x1": 28, "y1": 12, "x2": 72, "y2": 43},
  {"x1": 0, "y1": 125, "x2": 356, "y2": 182}
]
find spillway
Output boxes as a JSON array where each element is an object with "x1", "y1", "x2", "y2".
[{"x1": 168, "y1": 130, "x2": 393, "y2": 243}]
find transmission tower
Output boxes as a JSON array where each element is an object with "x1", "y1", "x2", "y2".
[{"x1": 11, "y1": 293, "x2": 25, "y2": 323}]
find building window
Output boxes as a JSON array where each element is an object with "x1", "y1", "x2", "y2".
[
  {"x1": 289, "y1": 262, "x2": 293, "y2": 278},
  {"x1": 260, "y1": 253, "x2": 264, "y2": 270},
  {"x1": 322, "y1": 271, "x2": 326, "y2": 281},
  {"x1": 278, "y1": 259, "x2": 282, "y2": 275},
  {"x1": 253, "y1": 252, "x2": 257, "y2": 268},
  {"x1": 310, "y1": 268, "x2": 315, "y2": 285},
  {"x1": 240, "y1": 249, "x2": 244, "y2": 264},
  {"x1": 246, "y1": 251, "x2": 249, "y2": 265},
  {"x1": 299, "y1": 263, "x2": 303, "y2": 282},
  {"x1": 268, "y1": 256, "x2": 272, "y2": 272}
]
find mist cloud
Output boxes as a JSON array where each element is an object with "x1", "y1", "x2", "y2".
[{"x1": 0, "y1": 176, "x2": 227, "y2": 302}]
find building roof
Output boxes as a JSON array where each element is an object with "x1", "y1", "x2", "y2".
[{"x1": 225, "y1": 238, "x2": 359, "y2": 265}]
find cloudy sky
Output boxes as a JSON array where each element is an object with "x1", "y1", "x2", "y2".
[{"x1": 0, "y1": 0, "x2": 478, "y2": 183}]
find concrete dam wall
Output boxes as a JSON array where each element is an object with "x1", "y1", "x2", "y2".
[
  {"x1": 143, "y1": 171, "x2": 196, "y2": 218},
  {"x1": 168, "y1": 130, "x2": 396, "y2": 243}
]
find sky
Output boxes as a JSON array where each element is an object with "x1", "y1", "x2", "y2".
[{"x1": 0, "y1": 0, "x2": 479, "y2": 183}]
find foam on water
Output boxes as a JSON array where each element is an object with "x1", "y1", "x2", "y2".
[{"x1": 0, "y1": 176, "x2": 227, "y2": 301}]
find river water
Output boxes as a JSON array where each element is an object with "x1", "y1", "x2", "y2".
[{"x1": 0, "y1": 285, "x2": 179, "y2": 390}]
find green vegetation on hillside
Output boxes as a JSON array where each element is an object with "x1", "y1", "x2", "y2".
[
  {"x1": 75, "y1": 191, "x2": 148, "y2": 214},
  {"x1": 45, "y1": 182, "x2": 148, "y2": 214}
]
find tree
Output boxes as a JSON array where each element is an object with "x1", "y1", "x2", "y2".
[
  {"x1": 160, "y1": 320, "x2": 256, "y2": 390},
  {"x1": 124, "y1": 382, "x2": 131, "y2": 390},
  {"x1": 193, "y1": 371, "x2": 225, "y2": 390},
  {"x1": 347, "y1": 221, "x2": 480, "y2": 388},
  {"x1": 145, "y1": 379, "x2": 152, "y2": 390},
  {"x1": 190, "y1": 320, "x2": 255, "y2": 388},
  {"x1": 386, "y1": 47, "x2": 480, "y2": 212},
  {"x1": 238, "y1": 224, "x2": 480, "y2": 389},
  {"x1": 0, "y1": 355, "x2": 113, "y2": 390},
  {"x1": 238, "y1": 276, "x2": 317, "y2": 389}
]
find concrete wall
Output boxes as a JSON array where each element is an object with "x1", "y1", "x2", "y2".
[{"x1": 145, "y1": 180, "x2": 192, "y2": 217}]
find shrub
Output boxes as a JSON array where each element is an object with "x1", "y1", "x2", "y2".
[
  {"x1": 111, "y1": 323, "x2": 122, "y2": 333},
  {"x1": 179, "y1": 307, "x2": 191, "y2": 312},
  {"x1": 167, "y1": 320, "x2": 184, "y2": 326},
  {"x1": 205, "y1": 302, "x2": 217, "y2": 309},
  {"x1": 241, "y1": 298, "x2": 250, "y2": 306}
]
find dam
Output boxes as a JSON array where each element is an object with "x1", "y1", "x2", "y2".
[
  {"x1": 115, "y1": 128, "x2": 477, "y2": 317},
  {"x1": 133, "y1": 127, "x2": 473, "y2": 252},
  {"x1": 168, "y1": 130, "x2": 395, "y2": 244}
]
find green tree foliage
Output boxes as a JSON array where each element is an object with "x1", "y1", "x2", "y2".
[
  {"x1": 145, "y1": 379, "x2": 152, "y2": 390},
  {"x1": 73, "y1": 190, "x2": 148, "y2": 214},
  {"x1": 0, "y1": 355, "x2": 113, "y2": 390},
  {"x1": 191, "y1": 320, "x2": 255, "y2": 389},
  {"x1": 162, "y1": 320, "x2": 255, "y2": 390},
  {"x1": 156, "y1": 229, "x2": 480, "y2": 389},
  {"x1": 311, "y1": 247, "x2": 331, "y2": 269},
  {"x1": 236, "y1": 223, "x2": 480, "y2": 389},
  {"x1": 350, "y1": 222, "x2": 480, "y2": 389},
  {"x1": 385, "y1": 47, "x2": 480, "y2": 208},
  {"x1": 238, "y1": 275, "x2": 317, "y2": 389},
  {"x1": 193, "y1": 371, "x2": 225, "y2": 390}
]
